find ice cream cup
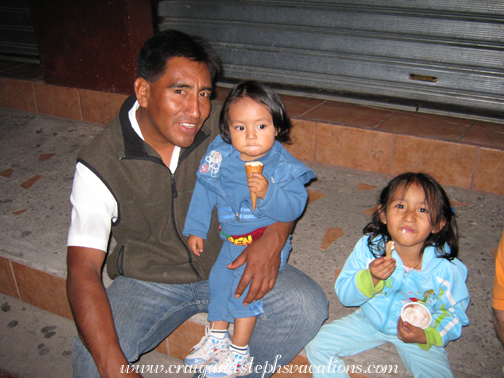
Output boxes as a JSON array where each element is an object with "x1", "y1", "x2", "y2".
[{"x1": 400, "y1": 302, "x2": 431, "y2": 329}]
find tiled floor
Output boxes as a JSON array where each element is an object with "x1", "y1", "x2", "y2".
[{"x1": 1, "y1": 60, "x2": 503, "y2": 196}]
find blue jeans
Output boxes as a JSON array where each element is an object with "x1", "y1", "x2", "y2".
[
  {"x1": 208, "y1": 238, "x2": 291, "y2": 322},
  {"x1": 72, "y1": 264, "x2": 328, "y2": 378},
  {"x1": 305, "y1": 310, "x2": 454, "y2": 378}
]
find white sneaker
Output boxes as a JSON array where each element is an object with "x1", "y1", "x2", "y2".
[
  {"x1": 204, "y1": 347, "x2": 253, "y2": 378},
  {"x1": 184, "y1": 326, "x2": 231, "y2": 368}
]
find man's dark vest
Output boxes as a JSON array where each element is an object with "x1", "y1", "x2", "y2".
[{"x1": 77, "y1": 95, "x2": 223, "y2": 284}]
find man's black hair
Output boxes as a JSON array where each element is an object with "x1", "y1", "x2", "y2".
[{"x1": 137, "y1": 29, "x2": 222, "y2": 84}]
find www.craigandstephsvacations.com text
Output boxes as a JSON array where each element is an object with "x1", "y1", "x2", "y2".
[{"x1": 121, "y1": 356, "x2": 399, "y2": 376}]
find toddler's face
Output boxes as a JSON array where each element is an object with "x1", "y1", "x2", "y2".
[
  {"x1": 227, "y1": 97, "x2": 277, "y2": 161},
  {"x1": 380, "y1": 183, "x2": 439, "y2": 255}
]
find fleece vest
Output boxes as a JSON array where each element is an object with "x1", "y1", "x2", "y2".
[{"x1": 77, "y1": 95, "x2": 223, "y2": 284}]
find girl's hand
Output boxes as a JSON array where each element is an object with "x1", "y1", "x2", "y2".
[
  {"x1": 247, "y1": 173, "x2": 269, "y2": 200},
  {"x1": 187, "y1": 235, "x2": 204, "y2": 256},
  {"x1": 369, "y1": 256, "x2": 396, "y2": 286},
  {"x1": 397, "y1": 317, "x2": 427, "y2": 344}
]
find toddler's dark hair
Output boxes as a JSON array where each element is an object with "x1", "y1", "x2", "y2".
[
  {"x1": 219, "y1": 80, "x2": 292, "y2": 144},
  {"x1": 364, "y1": 172, "x2": 458, "y2": 260}
]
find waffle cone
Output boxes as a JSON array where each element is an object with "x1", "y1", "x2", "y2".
[{"x1": 245, "y1": 162, "x2": 264, "y2": 210}]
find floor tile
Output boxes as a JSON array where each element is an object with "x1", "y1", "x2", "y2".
[
  {"x1": 0, "y1": 169, "x2": 14, "y2": 178},
  {"x1": 33, "y1": 83, "x2": 81, "y2": 120},
  {"x1": 168, "y1": 320, "x2": 205, "y2": 360},
  {"x1": 473, "y1": 120, "x2": 504, "y2": 133},
  {"x1": 407, "y1": 111, "x2": 475, "y2": 126},
  {"x1": 461, "y1": 127, "x2": 504, "y2": 149},
  {"x1": 284, "y1": 119, "x2": 316, "y2": 161},
  {"x1": 378, "y1": 112, "x2": 470, "y2": 141},
  {"x1": 307, "y1": 189, "x2": 326, "y2": 205},
  {"x1": 11, "y1": 262, "x2": 73, "y2": 320},
  {"x1": 473, "y1": 148, "x2": 504, "y2": 195},
  {"x1": 358, "y1": 183, "x2": 378, "y2": 190},
  {"x1": 214, "y1": 86, "x2": 231, "y2": 102},
  {"x1": 302, "y1": 101, "x2": 395, "y2": 128},
  {"x1": 321, "y1": 228, "x2": 344, "y2": 250},
  {"x1": 0, "y1": 257, "x2": 18, "y2": 298},
  {"x1": 19, "y1": 175, "x2": 42, "y2": 190},
  {"x1": 0, "y1": 78, "x2": 37, "y2": 113},
  {"x1": 273, "y1": 355, "x2": 311, "y2": 377},
  {"x1": 390, "y1": 135, "x2": 477, "y2": 189},
  {"x1": 79, "y1": 89, "x2": 127, "y2": 124},
  {"x1": 316, "y1": 123, "x2": 392, "y2": 174},
  {"x1": 280, "y1": 95, "x2": 324, "y2": 117}
]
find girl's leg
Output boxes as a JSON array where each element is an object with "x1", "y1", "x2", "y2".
[
  {"x1": 233, "y1": 316, "x2": 256, "y2": 347},
  {"x1": 393, "y1": 339, "x2": 454, "y2": 378},
  {"x1": 211, "y1": 320, "x2": 230, "y2": 331},
  {"x1": 305, "y1": 310, "x2": 387, "y2": 378}
]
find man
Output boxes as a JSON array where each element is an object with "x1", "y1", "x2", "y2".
[
  {"x1": 66, "y1": 29, "x2": 328, "y2": 378},
  {"x1": 492, "y1": 229, "x2": 504, "y2": 344}
]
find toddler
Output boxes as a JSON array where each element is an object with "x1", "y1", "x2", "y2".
[{"x1": 183, "y1": 80, "x2": 316, "y2": 377}]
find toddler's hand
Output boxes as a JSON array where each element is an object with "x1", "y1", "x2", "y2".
[
  {"x1": 369, "y1": 256, "x2": 396, "y2": 286},
  {"x1": 397, "y1": 316, "x2": 427, "y2": 344},
  {"x1": 187, "y1": 235, "x2": 204, "y2": 256},
  {"x1": 247, "y1": 173, "x2": 269, "y2": 200}
]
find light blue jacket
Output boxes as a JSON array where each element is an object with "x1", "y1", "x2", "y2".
[
  {"x1": 183, "y1": 135, "x2": 316, "y2": 238},
  {"x1": 336, "y1": 235, "x2": 470, "y2": 350}
]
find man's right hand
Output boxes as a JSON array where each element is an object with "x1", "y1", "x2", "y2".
[{"x1": 67, "y1": 246, "x2": 143, "y2": 377}]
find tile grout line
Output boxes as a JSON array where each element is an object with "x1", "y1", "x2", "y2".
[
  {"x1": 374, "y1": 110, "x2": 397, "y2": 129},
  {"x1": 470, "y1": 147, "x2": 479, "y2": 191},
  {"x1": 389, "y1": 134, "x2": 395, "y2": 175},
  {"x1": 31, "y1": 82, "x2": 38, "y2": 114},
  {"x1": 77, "y1": 89, "x2": 83, "y2": 121},
  {"x1": 297, "y1": 100, "x2": 327, "y2": 118},
  {"x1": 8, "y1": 259, "x2": 21, "y2": 300},
  {"x1": 458, "y1": 121, "x2": 476, "y2": 142}
]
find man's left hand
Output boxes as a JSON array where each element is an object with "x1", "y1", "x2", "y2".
[{"x1": 227, "y1": 222, "x2": 293, "y2": 305}]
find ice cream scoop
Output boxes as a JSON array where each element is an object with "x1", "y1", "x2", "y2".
[
  {"x1": 401, "y1": 302, "x2": 431, "y2": 329},
  {"x1": 245, "y1": 161, "x2": 264, "y2": 210}
]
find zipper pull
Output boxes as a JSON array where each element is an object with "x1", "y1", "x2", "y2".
[{"x1": 171, "y1": 176, "x2": 178, "y2": 198}]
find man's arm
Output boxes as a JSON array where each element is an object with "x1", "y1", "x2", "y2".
[
  {"x1": 67, "y1": 246, "x2": 142, "y2": 377},
  {"x1": 227, "y1": 221, "x2": 294, "y2": 305}
]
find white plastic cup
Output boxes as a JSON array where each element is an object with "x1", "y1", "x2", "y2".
[{"x1": 400, "y1": 302, "x2": 432, "y2": 329}]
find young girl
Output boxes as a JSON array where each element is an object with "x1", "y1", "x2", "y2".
[
  {"x1": 306, "y1": 172, "x2": 470, "y2": 378},
  {"x1": 183, "y1": 80, "x2": 316, "y2": 377}
]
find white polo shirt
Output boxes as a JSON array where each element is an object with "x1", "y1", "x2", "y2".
[{"x1": 67, "y1": 101, "x2": 181, "y2": 252}]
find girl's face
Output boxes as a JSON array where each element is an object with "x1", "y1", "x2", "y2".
[
  {"x1": 379, "y1": 183, "x2": 444, "y2": 255},
  {"x1": 227, "y1": 97, "x2": 277, "y2": 161}
]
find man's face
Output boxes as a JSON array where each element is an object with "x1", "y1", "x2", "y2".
[{"x1": 139, "y1": 56, "x2": 213, "y2": 149}]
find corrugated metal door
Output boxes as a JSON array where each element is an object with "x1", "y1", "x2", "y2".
[
  {"x1": 157, "y1": 0, "x2": 504, "y2": 114},
  {"x1": 0, "y1": 0, "x2": 38, "y2": 63}
]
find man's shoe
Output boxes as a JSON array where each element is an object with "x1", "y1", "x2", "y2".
[
  {"x1": 184, "y1": 326, "x2": 231, "y2": 368},
  {"x1": 204, "y1": 347, "x2": 253, "y2": 378}
]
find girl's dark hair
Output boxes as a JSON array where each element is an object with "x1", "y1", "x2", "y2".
[
  {"x1": 364, "y1": 172, "x2": 458, "y2": 260},
  {"x1": 137, "y1": 29, "x2": 222, "y2": 84},
  {"x1": 219, "y1": 80, "x2": 292, "y2": 144}
]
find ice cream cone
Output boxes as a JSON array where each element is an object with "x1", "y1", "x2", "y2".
[{"x1": 245, "y1": 161, "x2": 264, "y2": 210}]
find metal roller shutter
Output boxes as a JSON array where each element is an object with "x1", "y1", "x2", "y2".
[
  {"x1": 157, "y1": 0, "x2": 504, "y2": 116},
  {"x1": 0, "y1": 0, "x2": 38, "y2": 63}
]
